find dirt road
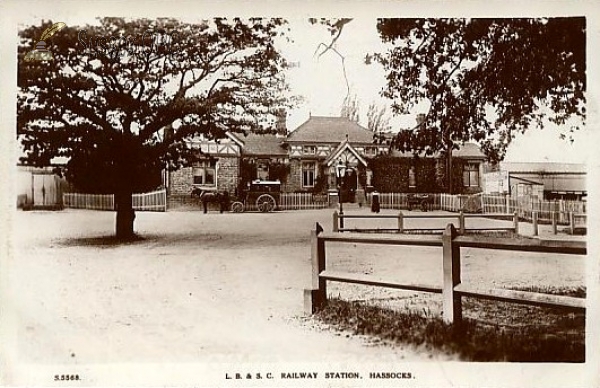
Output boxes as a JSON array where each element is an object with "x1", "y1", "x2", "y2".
[{"x1": 6, "y1": 208, "x2": 584, "y2": 366}]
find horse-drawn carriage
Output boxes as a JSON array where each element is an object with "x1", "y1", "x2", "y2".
[{"x1": 230, "y1": 180, "x2": 281, "y2": 213}]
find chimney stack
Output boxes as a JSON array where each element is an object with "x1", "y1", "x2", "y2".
[{"x1": 275, "y1": 108, "x2": 287, "y2": 138}]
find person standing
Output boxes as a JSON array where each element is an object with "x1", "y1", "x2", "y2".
[{"x1": 371, "y1": 191, "x2": 380, "y2": 213}]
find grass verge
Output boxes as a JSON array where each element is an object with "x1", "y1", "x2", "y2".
[{"x1": 315, "y1": 292, "x2": 585, "y2": 362}]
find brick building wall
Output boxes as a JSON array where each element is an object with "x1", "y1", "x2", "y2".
[
  {"x1": 285, "y1": 159, "x2": 304, "y2": 192},
  {"x1": 216, "y1": 157, "x2": 239, "y2": 194},
  {"x1": 167, "y1": 156, "x2": 239, "y2": 210}
]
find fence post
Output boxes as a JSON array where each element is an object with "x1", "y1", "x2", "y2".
[
  {"x1": 551, "y1": 211, "x2": 557, "y2": 235},
  {"x1": 398, "y1": 211, "x2": 404, "y2": 233},
  {"x1": 505, "y1": 193, "x2": 510, "y2": 213},
  {"x1": 459, "y1": 211, "x2": 465, "y2": 234},
  {"x1": 442, "y1": 224, "x2": 462, "y2": 326},
  {"x1": 569, "y1": 211, "x2": 575, "y2": 235},
  {"x1": 333, "y1": 211, "x2": 339, "y2": 232},
  {"x1": 532, "y1": 211, "x2": 538, "y2": 236},
  {"x1": 513, "y1": 211, "x2": 519, "y2": 234},
  {"x1": 304, "y1": 223, "x2": 327, "y2": 314}
]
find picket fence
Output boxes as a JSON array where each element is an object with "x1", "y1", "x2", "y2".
[
  {"x1": 278, "y1": 193, "x2": 329, "y2": 210},
  {"x1": 480, "y1": 194, "x2": 586, "y2": 225},
  {"x1": 362, "y1": 192, "x2": 586, "y2": 232},
  {"x1": 63, "y1": 189, "x2": 167, "y2": 212},
  {"x1": 364, "y1": 192, "x2": 470, "y2": 212}
]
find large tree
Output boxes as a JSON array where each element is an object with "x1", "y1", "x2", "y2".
[
  {"x1": 18, "y1": 17, "x2": 291, "y2": 238},
  {"x1": 314, "y1": 18, "x2": 585, "y2": 192},
  {"x1": 371, "y1": 18, "x2": 586, "y2": 165}
]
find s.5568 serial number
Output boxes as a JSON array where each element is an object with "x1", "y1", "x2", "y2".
[{"x1": 54, "y1": 375, "x2": 80, "y2": 381}]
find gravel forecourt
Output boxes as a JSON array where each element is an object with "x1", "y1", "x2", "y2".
[{"x1": 7, "y1": 207, "x2": 585, "y2": 367}]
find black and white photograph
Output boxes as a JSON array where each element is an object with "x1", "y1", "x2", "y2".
[{"x1": 1, "y1": 1, "x2": 599, "y2": 387}]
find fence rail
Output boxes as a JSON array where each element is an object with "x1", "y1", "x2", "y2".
[
  {"x1": 63, "y1": 189, "x2": 167, "y2": 212},
  {"x1": 333, "y1": 211, "x2": 518, "y2": 234},
  {"x1": 481, "y1": 194, "x2": 586, "y2": 224},
  {"x1": 304, "y1": 222, "x2": 586, "y2": 327}
]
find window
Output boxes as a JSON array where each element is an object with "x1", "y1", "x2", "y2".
[
  {"x1": 408, "y1": 167, "x2": 416, "y2": 188},
  {"x1": 365, "y1": 147, "x2": 377, "y2": 157},
  {"x1": 302, "y1": 162, "x2": 316, "y2": 187},
  {"x1": 193, "y1": 160, "x2": 216, "y2": 186},
  {"x1": 303, "y1": 145, "x2": 316, "y2": 155},
  {"x1": 463, "y1": 163, "x2": 480, "y2": 187}
]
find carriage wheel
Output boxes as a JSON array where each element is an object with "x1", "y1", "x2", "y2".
[
  {"x1": 256, "y1": 194, "x2": 276, "y2": 213},
  {"x1": 231, "y1": 201, "x2": 244, "y2": 213}
]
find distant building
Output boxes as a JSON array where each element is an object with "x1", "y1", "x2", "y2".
[
  {"x1": 165, "y1": 115, "x2": 489, "y2": 206},
  {"x1": 497, "y1": 162, "x2": 586, "y2": 200}
]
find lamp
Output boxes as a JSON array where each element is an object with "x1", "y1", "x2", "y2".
[{"x1": 336, "y1": 159, "x2": 347, "y2": 228}]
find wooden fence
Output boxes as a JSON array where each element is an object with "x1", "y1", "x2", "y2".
[
  {"x1": 364, "y1": 193, "x2": 479, "y2": 213},
  {"x1": 304, "y1": 223, "x2": 586, "y2": 327},
  {"x1": 365, "y1": 193, "x2": 445, "y2": 211},
  {"x1": 278, "y1": 193, "x2": 329, "y2": 210},
  {"x1": 63, "y1": 193, "x2": 114, "y2": 210},
  {"x1": 63, "y1": 189, "x2": 167, "y2": 212},
  {"x1": 332, "y1": 211, "x2": 518, "y2": 234},
  {"x1": 481, "y1": 194, "x2": 586, "y2": 223}
]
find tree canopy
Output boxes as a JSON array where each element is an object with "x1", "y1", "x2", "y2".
[
  {"x1": 370, "y1": 18, "x2": 586, "y2": 162},
  {"x1": 18, "y1": 17, "x2": 292, "y2": 236}
]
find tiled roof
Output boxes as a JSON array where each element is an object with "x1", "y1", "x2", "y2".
[
  {"x1": 501, "y1": 162, "x2": 586, "y2": 174},
  {"x1": 452, "y1": 142, "x2": 486, "y2": 159},
  {"x1": 287, "y1": 116, "x2": 376, "y2": 144},
  {"x1": 236, "y1": 133, "x2": 287, "y2": 156}
]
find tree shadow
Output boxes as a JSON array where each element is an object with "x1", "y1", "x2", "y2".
[{"x1": 57, "y1": 234, "x2": 159, "y2": 248}]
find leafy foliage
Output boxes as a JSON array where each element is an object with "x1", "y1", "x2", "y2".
[
  {"x1": 312, "y1": 165, "x2": 329, "y2": 194},
  {"x1": 371, "y1": 18, "x2": 585, "y2": 163},
  {"x1": 239, "y1": 158, "x2": 258, "y2": 187},
  {"x1": 369, "y1": 154, "x2": 466, "y2": 193},
  {"x1": 18, "y1": 17, "x2": 293, "y2": 234},
  {"x1": 267, "y1": 160, "x2": 290, "y2": 183}
]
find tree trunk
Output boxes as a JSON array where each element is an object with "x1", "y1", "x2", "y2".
[
  {"x1": 115, "y1": 190, "x2": 136, "y2": 239},
  {"x1": 447, "y1": 147, "x2": 453, "y2": 194}
]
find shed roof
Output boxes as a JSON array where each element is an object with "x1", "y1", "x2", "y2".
[
  {"x1": 287, "y1": 116, "x2": 375, "y2": 144},
  {"x1": 501, "y1": 162, "x2": 586, "y2": 174}
]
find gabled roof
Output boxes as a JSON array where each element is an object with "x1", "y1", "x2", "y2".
[
  {"x1": 233, "y1": 133, "x2": 287, "y2": 156},
  {"x1": 287, "y1": 116, "x2": 375, "y2": 144},
  {"x1": 324, "y1": 141, "x2": 368, "y2": 167}
]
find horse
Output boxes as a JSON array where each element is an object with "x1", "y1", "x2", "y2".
[{"x1": 191, "y1": 188, "x2": 230, "y2": 213}]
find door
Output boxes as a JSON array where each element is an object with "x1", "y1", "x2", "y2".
[{"x1": 33, "y1": 174, "x2": 59, "y2": 207}]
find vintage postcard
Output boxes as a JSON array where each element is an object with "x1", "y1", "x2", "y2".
[{"x1": 1, "y1": 1, "x2": 598, "y2": 387}]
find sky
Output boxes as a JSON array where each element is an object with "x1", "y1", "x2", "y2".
[
  {"x1": 278, "y1": 18, "x2": 592, "y2": 164},
  {"x1": 5, "y1": 4, "x2": 595, "y2": 165}
]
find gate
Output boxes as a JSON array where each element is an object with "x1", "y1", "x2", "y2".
[{"x1": 32, "y1": 173, "x2": 62, "y2": 208}]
